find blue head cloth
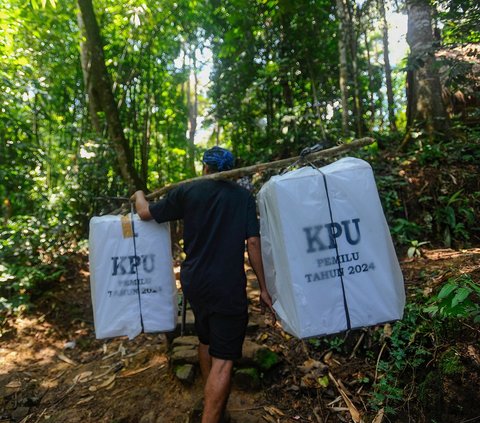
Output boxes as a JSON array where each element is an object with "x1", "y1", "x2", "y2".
[{"x1": 202, "y1": 146, "x2": 235, "y2": 172}]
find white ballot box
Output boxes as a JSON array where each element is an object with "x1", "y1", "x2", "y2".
[
  {"x1": 258, "y1": 157, "x2": 405, "y2": 338},
  {"x1": 89, "y1": 214, "x2": 177, "y2": 339}
]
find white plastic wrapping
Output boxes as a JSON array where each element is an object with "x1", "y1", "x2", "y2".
[
  {"x1": 89, "y1": 215, "x2": 177, "y2": 339},
  {"x1": 258, "y1": 157, "x2": 405, "y2": 338}
]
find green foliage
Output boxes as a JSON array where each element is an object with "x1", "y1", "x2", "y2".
[
  {"x1": 435, "y1": 0, "x2": 480, "y2": 43},
  {"x1": 381, "y1": 134, "x2": 480, "y2": 248},
  {"x1": 370, "y1": 271, "x2": 479, "y2": 416},
  {"x1": 390, "y1": 219, "x2": 424, "y2": 246},
  {"x1": 371, "y1": 364, "x2": 404, "y2": 416},
  {"x1": 255, "y1": 348, "x2": 280, "y2": 371},
  {"x1": 0, "y1": 216, "x2": 68, "y2": 313},
  {"x1": 407, "y1": 240, "x2": 429, "y2": 258},
  {"x1": 438, "y1": 349, "x2": 464, "y2": 376},
  {"x1": 434, "y1": 189, "x2": 475, "y2": 247},
  {"x1": 424, "y1": 275, "x2": 480, "y2": 322},
  {"x1": 369, "y1": 302, "x2": 433, "y2": 415},
  {"x1": 307, "y1": 334, "x2": 346, "y2": 353}
]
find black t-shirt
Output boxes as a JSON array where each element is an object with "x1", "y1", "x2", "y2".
[{"x1": 149, "y1": 179, "x2": 260, "y2": 314}]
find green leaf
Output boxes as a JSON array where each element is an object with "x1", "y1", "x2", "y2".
[
  {"x1": 317, "y1": 375, "x2": 329, "y2": 388},
  {"x1": 437, "y1": 282, "x2": 457, "y2": 299},
  {"x1": 407, "y1": 246, "x2": 416, "y2": 258},
  {"x1": 423, "y1": 305, "x2": 439, "y2": 315},
  {"x1": 451, "y1": 287, "x2": 471, "y2": 308},
  {"x1": 447, "y1": 189, "x2": 464, "y2": 206},
  {"x1": 466, "y1": 280, "x2": 480, "y2": 295}
]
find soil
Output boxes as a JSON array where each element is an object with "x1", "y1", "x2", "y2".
[{"x1": 1, "y1": 248, "x2": 479, "y2": 423}]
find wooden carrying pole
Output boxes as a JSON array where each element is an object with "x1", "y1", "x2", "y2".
[{"x1": 111, "y1": 137, "x2": 374, "y2": 214}]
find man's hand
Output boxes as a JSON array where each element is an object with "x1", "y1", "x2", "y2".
[
  {"x1": 260, "y1": 290, "x2": 276, "y2": 324},
  {"x1": 130, "y1": 190, "x2": 152, "y2": 221},
  {"x1": 247, "y1": 236, "x2": 276, "y2": 324},
  {"x1": 130, "y1": 190, "x2": 145, "y2": 202}
]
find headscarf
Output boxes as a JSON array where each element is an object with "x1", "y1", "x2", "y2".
[{"x1": 202, "y1": 146, "x2": 235, "y2": 172}]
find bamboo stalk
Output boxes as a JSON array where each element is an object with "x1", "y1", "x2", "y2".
[{"x1": 110, "y1": 137, "x2": 374, "y2": 215}]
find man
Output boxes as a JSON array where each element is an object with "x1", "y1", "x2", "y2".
[{"x1": 131, "y1": 146, "x2": 274, "y2": 423}]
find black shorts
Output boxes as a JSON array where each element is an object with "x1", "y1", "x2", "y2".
[{"x1": 192, "y1": 306, "x2": 248, "y2": 360}]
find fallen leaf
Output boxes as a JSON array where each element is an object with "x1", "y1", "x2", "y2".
[
  {"x1": 118, "y1": 343, "x2": 126, "y2": 357},
  {"x1": 383, "y1": 324, "x2": 392, "y2": 339},
  {"x1": 323, "y1": 351, "x2": 333, "y2": 364},
  {"x1": 263, "y1": 405, "x2": 285, "y2": 416},
  {"x1": 262, "y1": 414, "x2": 277, "y2": 423},
  {"x1": 298, "y1": 358, "x2": 328, "y2": 374},
  {"x1": 57, "y1": 352, "x2": 77, "y2": 366},
  {"x1": 118, "y1": 364, "x2": 154, "y2": 378},
  {"x1": 372, "y1": 408, "x2": 384, "y2": 423},
  {"x1": 76, "y1": 396, "x2": 94, "y2": 405},
  {"x1": 329, "y1": 372, "x2": 363, "y2": 423},
  {"x1": 73, "y1": 371, "x2": 93, "y2": 384},
  {"x1": 258, "y1": 333, "x2": 269, "y2": 342},
  {"x1": 5, "y1": 380, "x2": 22, "y2": 390},
  {"x1": 328, "y1": 406, "x2": 349, "y2": 412},
  {"x1": 96, "y1": 374, "x2": 116, "y2": 389}
]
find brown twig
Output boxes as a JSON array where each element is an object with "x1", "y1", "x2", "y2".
[
  {"x1": 374, "y1": 342, "x2": 388, "y2": 385},
  {"x1": 349, "y1": 332, "x2": 366, "y2": 359}
]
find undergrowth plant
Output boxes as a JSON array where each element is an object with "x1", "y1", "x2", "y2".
[
  {"x1": 370, "y1": 272, "x2": 480, "y2": 417},
  {"x1": 0, "y1": 216, "x2": 69, "y2": 317},
  {"x1": 369, "y1": 300, "x2": 434, "y2": 416},
  {"x1": 424, "y1": 275, "x2": 480, "y2": 323}
]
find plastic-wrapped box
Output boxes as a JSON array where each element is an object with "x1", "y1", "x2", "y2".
[
  {"x1": 258, "y1": 157, "x2": 405, "y2": 338},
  {"x1": 89, "y1": 215, "x2": 177, "y2": 339}
]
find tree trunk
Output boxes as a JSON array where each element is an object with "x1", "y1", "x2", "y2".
[
  {"x1": 379, "y1": 0, "x2": 397, "y2": 132},
  {"x1": 186, "y1": 45, "x2": 197, "y2": 177},
  {"x1": 363, "y1": 30, "x2": 376, "y2": 129},
  {"x1": 77, "y1": 0, "x2": 146, "y2": 192},
  {"x1": 141, "y1": 62, "x2": 152, "y2": 185},
  {"x1": 310, "y1": 76, "x2": 328, "y2": 141},
  {"x1": 77, "y1": 13, "x2": 102, "y2": 134},
  {"x1": 346, "y1": 0, "x2": 364, "y2": 137},
  {"x1": 336, "y1": 0, "x2": 350, "y2": 136},
  {"x1": 406, "y1": 0, "x2": 448, "y2": 137}
]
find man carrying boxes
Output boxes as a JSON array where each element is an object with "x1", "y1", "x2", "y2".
[{"x1": 131, "y1": 146, "x2": 274, "y2": 423}]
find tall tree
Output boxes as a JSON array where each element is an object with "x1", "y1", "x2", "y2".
[
  {"x1": 186, "y1": 44, "x2": 198, "y2": 177},
  {"x1": 344, "y1": 0, "x2": 364, "y2": 137},
  {"x1": 336, "y1": 0, "x2": 351, "y2": 135},
  {"x1": 378, "y1": 0, "x2": 397, "y2": 132},
  {"x1": 77, "y1": 0, "x2": 146, "y2": 192},
  {"x1": 405, "y1": 0, "x2": 449, "y2": 137}
]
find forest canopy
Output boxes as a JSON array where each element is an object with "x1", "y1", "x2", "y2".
[{"x1": 0, "y1": 0, "x2": 479, "y2": 309}]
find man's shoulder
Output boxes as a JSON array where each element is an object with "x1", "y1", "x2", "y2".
[{"x1": 188, "y1": 178, "x2": 250, "y2": 194}]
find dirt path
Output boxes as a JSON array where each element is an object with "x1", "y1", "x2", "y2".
[
  {"x1": 1, "y1": 248, "x2": 479, "y2": 422},
  {"x1": 0, "y1": 258, "x2": 275, "y2": 423}
]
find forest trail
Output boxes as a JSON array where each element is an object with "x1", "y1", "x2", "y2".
[{"x1": 1, "y1": 248, "x2": 480, "y2": 423}]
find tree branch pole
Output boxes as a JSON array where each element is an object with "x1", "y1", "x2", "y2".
[{"x1": 111, "y1": 137, "x2": 374, "y2": 214}]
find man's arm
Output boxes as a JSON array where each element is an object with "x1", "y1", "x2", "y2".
[
  {"x1": 247, "y1": 236, "x2": 275, "y2": 315},
  {"x1": 130, "y1": 190, "x2": 153, "y2": 221}
]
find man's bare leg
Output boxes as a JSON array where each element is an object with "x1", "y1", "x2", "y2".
[
  {"x1": 201, "y1": 357, "x2": 233, "y2": 423},
  {"x1": 198, "y1": 342, "x2": 212, "y2": 381}
]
